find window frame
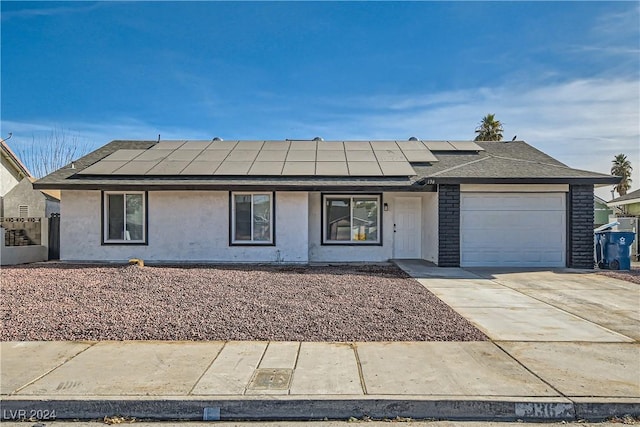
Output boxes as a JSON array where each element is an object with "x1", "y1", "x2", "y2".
[
  {"x1": 101, "y1": 191, "x2": 148, "y2": 245},
  {"x1": 229, "y1": 191, "x2": 275, "y2": 246},
  {"x1": 321, "y1": 193, "x2": 382, "y2": 246}
]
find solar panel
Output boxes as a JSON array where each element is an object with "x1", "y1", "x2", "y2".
[
  {"x1": 424, "y1": 141, "x2": 456, "y2": 151},
  {"x1": 378, "y1": 162, "x2": 416, "y2": 176},
  {"x1": 316, "y1": 150, "x2": 346, "y2": 161},
  {"x1": 195, "y1": 150, "x2": 231, "y2": 161},
  {"x1": 288, "y1": 141, "x2": 317, "y2": 150},
  {"x1": 344, "y1": 141, "x2": 372, "y2": 151},
  {"x1": 135, "y1": 149, "x2": 175, "y2": 161},
  {"x1": 316, "y1": 141, "x2": 344, "y2": 151},
  {"x1": 179, "y1": 141, "x2": 212, "y2": 150},
  {"x1": 101, "y1": 149, "x2": 146, "y2": 161},
  {"x1": 225, "y1": 150, "x2": 259, "y2": 162},
  {"x1": 214, "y1": 162, "x2": 252, "y2": 175},
  {"x1": 262, "y1": 141, "x2": 290, "y2": 150},
  {"x1": 286, "y1": 150, "x2": 316, "y2": 161},
  {"x1": 401, "y1": 150, "x2": 439, "y2": 162},
  {"x1": 282, "y1": 161, "x2": 315, "y2": 175},
  {"x1": 111, "y1": 161, "x2": 160, "y2": 175},
  {"x1": 316, "y1": 161, "x2": 348, "y2": 175},
  {"x1": 370, "y1": 141, "x2": 398, "y2": 150},
  {"x1": 256, "y1": 150, "x2": 287, "y2": 162},
  {"x1": 249, "y1": 161, "x2": 285, "y2": 175},
  {"x1": 152, "y1": 141, "x2": 186, "y2": 150},
  {"x1": 180, "y1": 161, "x2": 221, "y2": 175},
  {"x1": 374, "y1": 150, "x2": 406, "y2": 162},
  {"x1": 147, "y1": 161, "x2": 190, "y2": 175},
  {"x1": 347, "y1": 162, "x2": 383, "y2": 176},
  {"x1": 167, "y1": 149, "x2": 204, "y2": 161},
  {"x1": 78, "y1": 160, "x2": 128, "y2": 175},
  {"x1": 346, "y1": 150, "x2": 376, "y2": 162}
]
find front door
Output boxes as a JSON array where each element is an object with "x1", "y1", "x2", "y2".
[{"x1": 393, "y1": 197, "x2": 421, "y2": 259}]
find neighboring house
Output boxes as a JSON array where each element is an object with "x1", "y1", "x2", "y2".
[
  {"x1": 608, "y1": 189, "x2": 640, "y2": 216},
  {"x1": 1, "y1": 139, "x2": 32, "y2": 216},
  {"x1": 34, "y1": 138, "x2": 618, "y2": 268},
  {"x1": 595, "y1": 195, "x2": 620, "y2": 227},
  {"x1": 3, "y1": 177, "x2": 60, "y2": 218}
]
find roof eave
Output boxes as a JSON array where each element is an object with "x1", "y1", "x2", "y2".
[{"x1": 433, "y1": 177, "x2": 620, "y2": 185}]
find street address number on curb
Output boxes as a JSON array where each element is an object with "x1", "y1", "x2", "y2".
[{"x1": 203, "y1": 407, "x2": 221, "y2": 421}]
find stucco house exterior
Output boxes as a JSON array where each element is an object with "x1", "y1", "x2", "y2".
[
  {"x1": 3, "y1": 177, "x2": 60, "y2": 219},
  {"x1": 608, "y1": 189, "x2": 640, "y2": 217},
  {"x1": 34, "y1": 138, "x2": 618, "y2": 268},
  {"x1": 1, "y1": 139, "x2": 32, "y2": 216}
]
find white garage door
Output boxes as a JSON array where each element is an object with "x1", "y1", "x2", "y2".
[{"x1": 460, "y1": 193, "x2": 566, "y2": 267}]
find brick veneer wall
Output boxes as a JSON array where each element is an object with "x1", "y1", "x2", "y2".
[
  {"x1": 568, "y1": 184, "x2": 595, "y2": 269},
  {"x1": 438, "y1": 184, "x2": 460, "y2": 267}
]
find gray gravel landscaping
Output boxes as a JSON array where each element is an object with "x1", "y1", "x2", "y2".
[{"x1": 1, "y1": 263, "x2": 486, "y2": 342}]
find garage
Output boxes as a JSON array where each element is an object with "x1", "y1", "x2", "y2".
[{"x1": 460, "y1": 192, "x2": 566, "y2": 267}]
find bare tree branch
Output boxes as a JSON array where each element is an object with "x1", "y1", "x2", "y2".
[{"x1": 16, "y1": 128, "x2": 90, "y2": 178}]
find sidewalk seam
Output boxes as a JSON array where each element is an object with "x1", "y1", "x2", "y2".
[
  {"x1": 288, "y1": 342, "x2": 302, "y2": 396},
  {"x1": 187, "y1": 341, "x2": 227, "y2": 396},
  {"x1": 352, "y1": 343, "x2": 368, "y2": 395},
  {"x1": 11, "y1": 341, "x2": 98, "y2": 395},
  {"x1": 492, "y1": 341, "x2": 570, "y2": 403}
]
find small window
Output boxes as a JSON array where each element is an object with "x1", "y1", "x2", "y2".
[
  {"x1": 323, "y1": 195, "x2": 381, "y2": 244},
  {"x1": 231, "y1": 192, "x2": 273, "y2": 245},
  {"x1": 18, "y1": 205, "x2": 29, "y2": 218},
  {"x1": 103, "y1": 192, "x2": 147, "y2": 244}
]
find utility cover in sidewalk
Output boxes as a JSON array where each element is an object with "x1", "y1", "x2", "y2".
[{"x1": 247, "y1": 368, "x2": 292, "y2": 390}]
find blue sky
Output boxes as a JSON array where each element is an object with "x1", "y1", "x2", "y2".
[{"x1": 2, "y1": 1, "x2": 639, "y2": 196}]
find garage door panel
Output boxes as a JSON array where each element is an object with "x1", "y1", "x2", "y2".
[
  {"x1": 460, "y1": 193, "x2": 566, "y2": 268},
  {"x1": 461, "y1": 194, "x2": 565, "y2": 211}
]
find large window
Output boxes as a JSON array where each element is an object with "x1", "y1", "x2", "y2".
[
  {"x1": 231, "y1": 192, "x2": 273, "y2": 245},
  {"x1": 103, "y1": 192, "x2": 146, "y2": 244},
  {"x1": 323, "y1": 195, "x2": 381, "y2": 244}
]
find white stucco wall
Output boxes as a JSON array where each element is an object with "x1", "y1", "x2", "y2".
[
  {"x1": 421, "y1": 192, "x2": 438, "y2": 263},
  {"x1": 60, "y1": 190, "x2": 309, "y2": 263}
]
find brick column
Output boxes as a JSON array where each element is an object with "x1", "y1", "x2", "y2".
[
  {"x1": 568, "y1": 184, "x2": 594, "y2": 269},
  {"x1": 438, "y1": 184, "x2": 460, "y2": 267}
]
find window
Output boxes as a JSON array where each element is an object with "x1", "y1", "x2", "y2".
[
  {"x1": 18, "y1": 205, "x2": 29, "y2": 218},
  {"x1": 103, "y1": 192, "x2": 146, "y2": 244},
  {"x1": 323, "y1": 195, "x2": 381, "y2": 244},
  {"x1": 231, "y1": 192, "x2": 273, "y2": 244}
]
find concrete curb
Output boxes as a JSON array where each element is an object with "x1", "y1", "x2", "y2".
[{"x1": 2, "y1": 398, "x2": 638, "y2": 422}]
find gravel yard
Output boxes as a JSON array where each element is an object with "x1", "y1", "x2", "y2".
[
  {"x1": 1, "y1": 263, "x2": 487, "y2": 342},
  {"x1": 596, "y1": 266, "x2": 640, "y2": 284}
]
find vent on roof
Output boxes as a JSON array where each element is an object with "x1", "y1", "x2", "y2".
[
  {"x1": 212, "y1": 137, "x2": 223, "y2": 141},
  {"x1": 408, "y1": 136, "x2": 419, "y2": 141},
  {"x1": 312, "y1": 136, "x2": 324, "y2": 141}
]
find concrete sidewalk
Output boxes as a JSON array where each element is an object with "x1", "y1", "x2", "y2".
[{"x1": 1, "y1": 263, "x2": 639, "y2": 422}]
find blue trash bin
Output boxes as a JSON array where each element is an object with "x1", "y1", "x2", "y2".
[{"x1": 595, "y1": 231, "x2": 636, "y2": 270}]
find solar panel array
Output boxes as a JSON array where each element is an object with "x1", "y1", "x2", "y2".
[{"x1": 79, "y1": 140, "x2": 483, "y2": 177}]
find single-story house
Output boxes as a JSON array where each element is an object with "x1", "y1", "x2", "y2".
[
  {"x1": 34, "y1": 138, "x2": 619, "y2": 268},
  {"x1": 608, "y1": 189, "x2": 640, "y2": 217}
]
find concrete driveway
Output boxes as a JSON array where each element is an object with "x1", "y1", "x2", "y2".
[{"x1": 395, "y1": 261, "x2": 638, "y2": 342}]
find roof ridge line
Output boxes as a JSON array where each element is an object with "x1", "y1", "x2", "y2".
[{"x1": 430, "y1": 156, "x2": 491, "y2": 177}]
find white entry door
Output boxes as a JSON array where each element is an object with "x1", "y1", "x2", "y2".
[{"x1": 393, "y1": 197, "x2": 422, "y2": 259}]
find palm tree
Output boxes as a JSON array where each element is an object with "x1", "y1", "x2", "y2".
[
  {"x1": 474, "y1": 114, "x2": 504, "y2": 141},
  {"x1": 611, "y1": 154, "x2": 633, "y2": 196}
]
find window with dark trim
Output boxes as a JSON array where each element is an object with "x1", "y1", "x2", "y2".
[
  {"x1": 231, "y1": 192, "x2": 274, "y2": 244},
  {"x1": 102, "y1": 191, "x2": 147, "y2": 244},
  {"x1": 322, "y1": 194, "x2": 381, "y2": 244}
]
